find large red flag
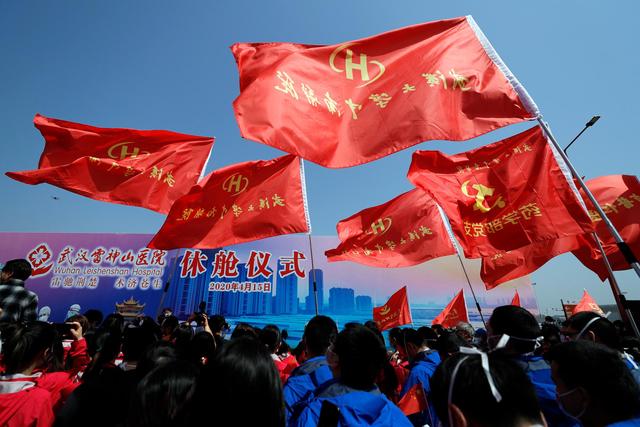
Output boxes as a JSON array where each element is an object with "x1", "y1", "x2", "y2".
[
  {"x1": 408, "y1": 126, "x2": 593, "y2": 258},
  {"x1": 511, "y1": 290, "x2": 521, "y2": 307},
  {"x1": 147, "y1": 155, "x2": 310, "y2": 249},
  {"x1": 373, "y1": 286, "x2": 412, "y2": 331},
  {"x1": 573, "y1": 290, "x2": 605, "y2": 317},
  {"x1": 572, "y1": 175, "x2": 640, "y2": 280},
  {"x1": 324, "y1": 189, "x2": 456, "y2": 267},
  {"x1": 397, "y1": 384, "x2": 428, "y2": 416},
  {"x1": 6, "y1": 114, "x2": 214, "y2": 214},
  {"x1": 432, "y1": 289, "x2": 469, "y2": 328},
  {"x1": 480, "y1": 235, "x2": 584, "y2": 289},
  {"x1": 232, "y1": 16, "x2": 537, "y2": 168}
]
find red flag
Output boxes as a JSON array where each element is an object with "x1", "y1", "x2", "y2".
[
  {"x1": 6, "y1": 114, "x2": 214, "y2": 214},
  {"x1": 511, "y1": 290, "x2": 521, "y2": 307},
  {"x1": 408, "y1": 126, "x2": 593, "y2": 258},
  {"x1": 432, "y1": 289, "x2": 469, "y2": 328},
  {"x1": 572, "y1": 175, "x2": 640, "y2": 280},
  {"x1": 573, "y1": 290, "x2": 605, "y2": 316},
  {"x1": 232, "y1": 16, "x2": 537, "y2": 168},
  {"x1": 397, "y1": 384, "x2": 428, "y2": 416},
  {"x1": 147, "y1": 155, "x2": 310, "y2": 249},
  {"x1": 480, "y1": 235, "x2": 584, "y2": 289},
  {"x1": 324, "y1": 189, "x2": 456, "y2": 267},
  {"x1": 373, "y1": 286, "x2": 413, "y2": 331}
]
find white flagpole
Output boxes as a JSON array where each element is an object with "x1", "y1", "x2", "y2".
[{"x1": 536, "y1": 117, "x2": 640, "y2": 280}]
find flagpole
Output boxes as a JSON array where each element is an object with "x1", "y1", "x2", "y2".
[
  {"x1": 536, "y1": 117, "x2": 640, "y2": 280},
  {"x1": 156, "y1": 253, "x2": 179, "y2": 320},
  {"x1": 454, "y1": 251, "x2": 487, "y2": 329},
  {"x1": 592, "y1": 233, "x2": 640, "y2": 337},
  {"x1": 307, "y1": 234, "x2": 319, "y2": 316}
]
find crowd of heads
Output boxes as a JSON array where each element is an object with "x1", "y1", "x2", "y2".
[{"x1": 0, "y1": 260, "x2": 639, "y2": 426}]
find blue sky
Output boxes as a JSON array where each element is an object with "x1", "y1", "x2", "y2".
[{"x1": 1, "y1": 1, "x2": 638, "y2": 315}]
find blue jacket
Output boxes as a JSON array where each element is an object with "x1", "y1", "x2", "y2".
[
  {"x1": 622, "y1": 352, "x2": 640, "y2": 385},
  {"x1": 401, "y1": 350, "x2": 441, "y2": 427},
  {"x1": 516, "y1": 355, "x2": 580, "y2": 427},
  {"x1": 284, "y1": 356, "x2": 333, "y2": 423},
  {"x1": 608, "y1": 418, "x2": 640, "y2": 426},
  {"x1": 291, "y1": 380, "x2": 412, "y2": 427}
]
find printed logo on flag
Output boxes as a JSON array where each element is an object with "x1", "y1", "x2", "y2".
[
  {"x1": 461, "y1": 181, "x2": 505, "y2": 213},
  {"x1": 222, "y1": 173, "x2": 250, "y2": 195},
  {"x1": 107, "y1": 142, "x2": 150, "y2": 160},
  {"x1": 379, "y1": 305, "x2": 391, "y2": 316},
  {"x1": 366, "y1": 217, "x2": 392, "y2": 235},
  {"x1": 329, "y1": 43, "x2": 385, "y2": 87}
]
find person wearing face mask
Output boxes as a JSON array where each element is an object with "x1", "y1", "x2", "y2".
[
  {"x1": 562, "y1": 311, "x2": 640, "y2": 383},
  {"x1": 396, "y1": 328, "x2": 441, "y2": 427},
  {"x1": 291, "y1": 324, "x2": 412, "y2": 427},
  {"x1": 548, "y1": 340, "x2": 640, "y2": 427},
  {"x1": 488, "y1": 305, "x2": 579, "y2": 427},
  {"x1": 431, "y1": 351, "x2": 546, "y2": 427}
]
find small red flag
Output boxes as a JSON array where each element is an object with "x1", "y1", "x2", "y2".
[
  {"x1": 432, "y1": 289, "x2": 469, "y2": 329},
  {"x1": 147, "y1": 154, "x2": 310, "y2": 249},
  {"x1": 480, "y1": 235, "x2": 583, "y2": 289},
  {"x1": 6, "y1": 114, "x2": 214, "y2": 214},
  {"x1": 511, "y1": 290, "x2": 521, "y2": 307},
  {"x1": 572, "y1": 175, "x2": 640, "y2": 280},
  {"x1": 397, "y1": 383, "x2": 427, "y2": 416},
  {"x1": 324, "y1": 189, "x2": 456, "y2": 267},
  {"x1": 373, "y1": 286, "x2": 413, "y2": 331},
  {"x1": 573, "y1": 290, "x2": 605, "y2": 317},
  {"x1": 232, "y1": 16, "x2": 537, "y2": 168},
  {"x1": 408, "y1": 126, "x2": 593, "y2": 258}
]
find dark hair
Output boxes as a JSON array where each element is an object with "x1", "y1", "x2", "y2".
[
  {"x1": 136, "y1": 341, "x2": 178, "y2": 378},
  {"x1": 83, "y1": 309, "x2": 104, "y2": 327},
  {"x1": 418, "y1": 326, "x2": 438, "y2": 343},
  {"x1": 101, "y1": 313, "x2": 125, "y2": 335},
  {"x1": 489, "y1": 306, "x2": 541, "y2": 354},
  {"x1": 172, "y1": 323, "x2": 194, "y2": 359},
  {"x1": 547, "y1": 341, "x2": 640, "y2": 421},
  {"x1": 1, "y1": 259, "x2": 32, "y2": 281},
  {"x1": 195, "y1": 337, "x2": 284, "y2": 426},
  {"x1": 334, "y1": 324, "x2": 386, "y2": 390},
  {"x1": 364, "y1": 321, "x2": 385, "y2": 346},
  {"x1": 388, "y1": 327, "x2": 403, "y2": 347},
  {"x1": 3, "y1": 321, "x2": 57, "y2": 374},
  {"x1": 128, "y1": 361, "x2": 199, "y2": 427},
  {"x1": 400, "y1": 328, "x2": 424, "y2": 349},
  {"x1": 566, "y1": 311, "x2": 620, "y2": 350},
  {"x1": 231, "y1": 322, "x2": 259, "y2": 340},
  {"x1": 66, "y1": 314, "x2": 89, "y2": 336},
  {"x1": 303, "y1": 315, "x2": 337, "y2": 357},
  {"x1": 260, "y1": 324, "x2": 281, "y2": 354},
  {"x1": 189, "y1": 331, "x2": 216, "y2": 365},
  {"x1": 123, "y1": 326, "x2": 158, "y2": 362},
  {"x1": 436, "y1": 330, "x2": 471, "y2": 360},
  {"x1": 83, "y1": 329, "x2": 122, "y2": 381},
  {"x1": 208, "y1": 315, "x2": 228, "y2": 334},
  {"x1": 431, "y1": 352, "x2": 543, "y2": 426}
]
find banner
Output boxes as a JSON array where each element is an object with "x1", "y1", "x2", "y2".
[{"x1": 0, "y1": 233, "x2": 536, "y2": 340}]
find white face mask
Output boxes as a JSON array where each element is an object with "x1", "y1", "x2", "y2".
[{"x1": 556, "y1": 388, "x2": 587, "y2": 420}]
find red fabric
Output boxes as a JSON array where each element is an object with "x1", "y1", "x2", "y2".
[
  {"x1": 325, "y1": 189, "x2": 456, "y2": 267},
  {"x1": 34, "y1": 372, "x2": 79, "y2": 412},
  {"x1": 281, "y1": 354, "x2": 299, "y2": 376},
  {"x1": 6, "y1": 114, "x2": 214, "y2": 214},
  {"x1": 373, "y1": 287, "x2": 413, "y2": 331},
  {"x1": 397, "y1": 383, "x2": 427, "y2": 416},
  {"x1": 67, "y1": 338, "x2": 90, "y2": 374},
  {"x1": 432, "y1": 289, "x2": 469, "y2": 328},
  {"x1": 148, "y1": 155, "x2": 309, "y2": 249},
  {"x1": 573, "y1": 290, "x2": 605, "y2": 316},
  {"x1": 511, "y1": 291, "x2": 521, "y2": 307},
  {"x1": 572, "y1": 175, "x2": 640, "y2": 280},
  {"x1": 408, "y1": 126, "x2": 594, "y2": 258},
  {"x1": 480, "y1": 235, "x2": 583, "y2": 289},
  {"x1": 0, "y1": 387, "x2": 54, "y2": 427},
  {"x1": 232, "y1": 17, "x2": 534, "y2": 168}
]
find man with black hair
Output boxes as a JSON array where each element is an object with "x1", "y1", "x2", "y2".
[
  {"x1": 291, "y1": 324, "x2": 411, "y2": 426},
  {"x1": 562, "y1": 311, "x2": 640, "y2": 383},
  {"x1": 397, "y1": 328, "x2": 441, "y2": 427},
  {"x1": 488, "y1": 305, "x2": 579, "y2": 427},
  {"x1": 0, "y1": 259, "x2": 38, "y2": 323},
  {"x1": 284, "y1": 315, "x2": 338, "y2": 423},
  {"x1": 430, "y1": 351, "x2": 546, "y2": 427},
  {"x1": 548, "y1": 341, "x2": 640, "y2": 427}
]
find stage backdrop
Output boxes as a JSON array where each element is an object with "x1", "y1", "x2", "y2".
[{"x1": 0, "y1": 233, "x2": 536, "y2": 340}]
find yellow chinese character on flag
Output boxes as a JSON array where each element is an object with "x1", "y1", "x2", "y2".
[
  {"x1": 402, "y1": 84, "x2": 416, "y2": 93},
  {"x1": 272, "y1": 194, "x2": 285, "y2": 207},
  {"x1": 259, "y1": 198, "x2": 270, "y2": 210},
  {"x1": 449, "y1": 69, "x2": 471, "y2": 91},
  {"x1": 164, "y1": 171, "x2": 176, "y2": 187},
  {"x1": 274, "y1": 71, "x2": 298, "y2": 100},
  {"x1": 194, "y1": 208, "x2": 205, "y2": 219},
  {"x1": 206, "y1": 207, "x2": 217, "y2": 218},
  {"x1": 345, "y1": 98, "x2": 362, "y2": 120},
  {"x1": 150, "y1": 166, "x2": 163, "y2": 181},
  {"x1": 385, "y1": 240, "x2": 396, "y2": 250},
  {"x1": 232, "y1": 204, "x2": 243, "y2": 218},
  {"x1": 419, "y1": 226, "x2": 432, "y2": 236},
  {"x1": 324, "y1": 92, "x2": 341, "y2": 116},
  {"x1": 519, "y1": 203, "x2": 542, "y2": 220},
  {"x1": 422, "y1": 70, "x2": 446, "y2": 89},
  {"x1": 368, "y1": 93, "x2": 392, "y2": 108},
  {"x1": 179, "y1": 208, "x2": 194, "y2": 221},
  {"x1": 301, "y1": 83, "x2": 319, "y2": 106}
]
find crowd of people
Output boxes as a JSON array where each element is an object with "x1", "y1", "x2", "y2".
[{"x1": 1, "y1": 259, "x2": 640, "y2": 426}]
